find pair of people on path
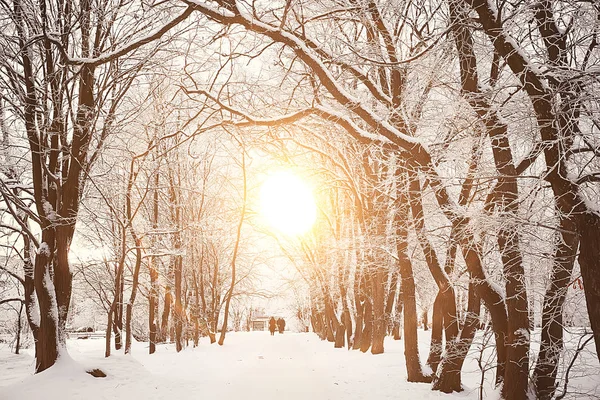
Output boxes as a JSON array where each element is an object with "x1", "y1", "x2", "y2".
[{"x1": 268, "y1": 317, "x2": 286, "y2": 335}]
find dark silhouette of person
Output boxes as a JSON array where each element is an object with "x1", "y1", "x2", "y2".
[
  {"x1": 277, "y1": 317, "x2": 285, "y2": 334},
  {"x1": 269, "y1": 317, "x2": 277, "y2": 336}
]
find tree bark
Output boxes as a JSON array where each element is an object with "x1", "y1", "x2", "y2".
[
  {"x1": 450, "y1": 4, "x2": 530, "y2": 396},
  {"x1": 427, "y1": 294, "x2": 444, "y2": 373},
  {"x1": 433, "y1": 280, "x2": 481, "y2": 392},
  {"x1": 407, "y1": 172, "x2": 459, "y2": 379},
  {"x1": 14, "y1": 302, "x2": 23, "y2": 354},
  {"x1": 534, "y1": 217, "x2": 578, "y2": 399},
  {"x1": 125, "y1": 235, "x2": 142, "y2": 354},
  {"x1": 114, "y1": 269, "x2": 123, "y2": 351},
  {"x1": 392, "y1": 281, "x2": 403, "y2": 340},
  {"x1": 384, "y1": 267, "x2": 399, "y2": 335},
  {"x1": 396, "y1": 189, "x2": 430, "y2": 382},
  {"x1": 463, "y1": 0, "x2": 600, "y2": 368}
]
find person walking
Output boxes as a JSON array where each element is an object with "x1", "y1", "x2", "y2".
[
  {"x1": 269, "y1": 317, "x2": 277, "y2": 336},
  {"x1": 277, "y1": 318, "x2": 285, "y2": 334}
]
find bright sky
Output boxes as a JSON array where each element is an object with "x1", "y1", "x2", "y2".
[{"x1": 259, "y1": 170, "x2": 317, "y2": 236}]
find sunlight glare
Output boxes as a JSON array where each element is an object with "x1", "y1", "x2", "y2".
[{"x1": 260, "y1": 171, "x2": 317, "y2": 236}]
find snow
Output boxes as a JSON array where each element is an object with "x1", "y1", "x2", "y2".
[
  {"x1": 0, "y1": 332, "x2": 469, "y2": 400},
  {"x1": 37, "y1": 243, "x2": 51, "y2": 257},
  {"x1": 514, "y1": 328, "x2": 530, "y2": 341},
  {"x1": 582, "y1": 195, "x2": 600, "y2": 213},
  {"x1": 42, "y1": 201, "x2": 57, "y2": 221},
  {"x1": 1, "y1": 330, "x2": 597, "y2": 400},
  {"x1": 43, "y1": 270, "x2": 59, "y2": 325},
  {"x1": 28, "y1": 292, "x2": 40, "y2": 328}
]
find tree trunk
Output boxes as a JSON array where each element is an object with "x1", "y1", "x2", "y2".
[
  {"x1": 396, "y1": 204, "x2": 430, "y2": 382},
  {"x1": 422, "y1": 309, "x2": 429, "y2": 331},
  {"x1": 105, "y1": 306, "x2": 114, "y2": 358},
  {"x1": 352, "y1": 266, "x2": 364, "y2": 350},
  {"x1": 578, "y1": 212, "x2": 600, "y2": 361},
  {"x1": 450, "y1": 4, "x2": 530, "y2": 396},
  {"x1": 359, "y1": 298, "x2": 373, "y2": 352},
  {"x1": 384, "y1": 268, "x2": 399, "y2": 335},
  {"x1": 15, "y1": 302, "x2": 23, "y2": 354},
  {"x1": 149, "y1": 253, "x2": 159, "y2": 353},
  {"x1": 392, "y1": 281, "x2": 403, "y2": 340},
  {"x1": 371, "y1": 267, "x2": 386, "y2": 354},
  {"x1": 433, "y1": 280, "x2": 480, "y2": 392},
  {"x1": 175, "y1": 255, "x2": 183, "y2": 352},
  {"x1": 427, "y1": 294, "x2": 444, "y2": 373},
  {"x1": 33, "y1": 242, "x2": 59, "y2": 373},
  {"x1": 114, "y1": 269, "x2": 123, "y2": 351},
  {"x1": 124, "y1": 233, "x2": 143, "y2": 353},
  {"x1": 533, "y1": 215, "x2": 578, "y2": 399},
  {"x1": 160, "y1": 276, "x2": 173, "y2": 343},
  {"x1": 407, "y1": 172, "x2": 459, "y2": 378},
  {"x1": 459, "y1": 239, "x2": 507, "y2": 385}
]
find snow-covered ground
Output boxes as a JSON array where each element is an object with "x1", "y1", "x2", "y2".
[{"x1": 1, "y1": 330, "x2": 598, "y2": 400}]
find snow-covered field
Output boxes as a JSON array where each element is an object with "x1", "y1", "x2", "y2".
[{"x1": 1, "y1": 330, "x2": 598, "y2": 400}]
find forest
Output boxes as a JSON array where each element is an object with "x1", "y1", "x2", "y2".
[{"x1": 0, "y1": 0, "x2": 599, "y2": 399}]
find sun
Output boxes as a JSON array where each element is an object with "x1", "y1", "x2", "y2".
[{"x1": 259, "y1": 171, "x2": 317, "y2": 236}]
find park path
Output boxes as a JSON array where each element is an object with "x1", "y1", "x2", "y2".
[
  {"x1": 1, "y1": 331, "x2": 482, "y2": 400},
  {"x1": 212, "y1": 333, "x2": 342, "y2": 399}
]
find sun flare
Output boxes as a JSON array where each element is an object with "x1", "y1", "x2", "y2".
[{"x1": 260, "y1": 171, "x2": 317, "y2": 236}]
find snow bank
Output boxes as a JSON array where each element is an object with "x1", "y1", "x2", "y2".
[{"x1": 1, "y1": 330, "x2": 597, "y2": 400}]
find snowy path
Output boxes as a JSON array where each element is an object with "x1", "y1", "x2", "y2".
[
  {"x1": 190, "y1": 333, "x2": 340, "y2": 399},
  {"x1": 1, "y1": 331, "x2": 598, "y2": 399},
  {"x1": 0, "y1": 332, "x2": 473, "y2": 400}
]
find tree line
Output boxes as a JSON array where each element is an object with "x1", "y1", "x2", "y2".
[{"x1": 0, "y1": 1, "x2": 598, "y2": 399}]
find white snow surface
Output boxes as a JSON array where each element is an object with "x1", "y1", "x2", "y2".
[
  {"x1": 37, "y1": 242, "x2": 51, "y2": 257},
  {"x1": 1, "y1": 330, "x2": 598, "y2": 400}
]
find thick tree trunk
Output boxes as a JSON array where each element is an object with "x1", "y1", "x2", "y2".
[
  {"x1": 427, "y1": 294, "x2": 444, "y2": 373},
  {"x1": 407, "y1": 172, "x2": 459, "y2": 381},
  {"x1": 352, "y1": 267, "x2": 364, "y2": 350},
  {"x1": 334, "y1": 320, "x2": 346, "y2": 348},
  {"x1": 339, "y1": 267, "x2": 353, "y2": 349},
  {"x1": 384, "y1": 268, "x2": 399, "y2": 335},
  {"x1": 359, "y1": 298, "x2": 373, "y2": 352},
  {"x1": 343, "y1": 309, "x2": 353, "y2": 349},
  {"x1": 534, "y1": 226, "x2": 578, "y2": 398},
  {"x1": 433, "y1": 280, "x2": 480, "y2": 392},
  {"x1": 22, "y1": 237, "x2": 39, "y2": 345},
  {"x1": 397, "y1": 209, "x2": 430, "y2": 382},
  {"x1": 371, "y1": 267, "x2": 386, "y2": 354},
  {"x1": 321, "y1": 291, "x2": 338, "y2": 343},
  {"x1": 311, "y1": 307, "x2": 326, "y2": 340},
  {"x1": 459, "y1": 240, "x2": 507, "y2": 385},
  {"x1": 33, "y1": 241, "x2": 59, "y2": 373},
  {"x1": 578, "y1": 212, "x2": 600, "y2": 361},
  {"x1": 159, "y1": 276, "x2": 173, "y2": 343},
  {"x1": 15, "y1": 0, "x2": 62, "y2": 370},
  {"x1": 54, "y1": 226, "x2": 74, "y2": 340},
  {"x1": 450, "y1": 5, "x2": 530, "y2": 396}
]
